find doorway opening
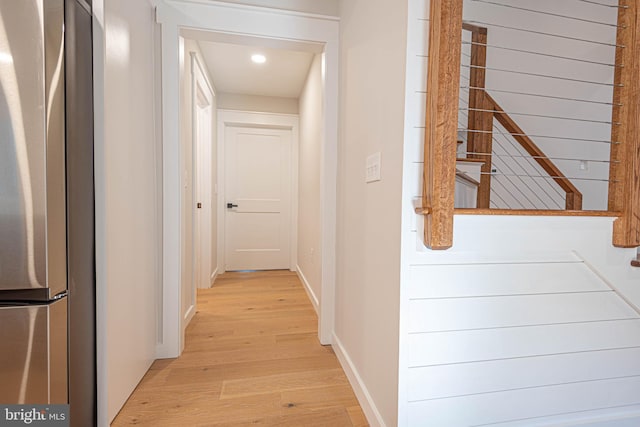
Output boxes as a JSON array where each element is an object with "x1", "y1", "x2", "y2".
[
  {"x1": 179, "y1": 32, "x2": 319, "y2": 337},
  {"x1": 158, "y1": 1, "x2": 339, "y2": 358}
]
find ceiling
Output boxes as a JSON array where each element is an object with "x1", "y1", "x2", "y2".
[{"x1": 197, "y1": 41, "x2": 315, "y2": 99}]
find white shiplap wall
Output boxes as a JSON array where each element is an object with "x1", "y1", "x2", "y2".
[{"x1": 397, "y1": 1, "x2": 640, "y2": 426}]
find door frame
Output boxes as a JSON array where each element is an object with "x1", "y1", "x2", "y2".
[
  {"x1": 191, "y1": 52, "x2": 214, "y2": 293},
  {"x1": 156, "y1": 1, "x2": 339, "y2": 357},
  {"x1": 218, "y1": 110, "x2": 299, "y2": 274}
]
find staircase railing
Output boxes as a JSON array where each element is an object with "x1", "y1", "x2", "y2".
[
  {"x1": 419, "y1": 0, "x2": 640, "y2": 250},
  {"x1": 461, "y1": 23, "x2": 583, "y2": 211}
]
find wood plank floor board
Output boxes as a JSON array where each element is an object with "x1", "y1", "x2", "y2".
[
  {"x1": 347, "y1": 406, "x2": 370, "y2": 427},
  {"x1": 280, "y1": 385, "x2": 362, "y2": 411},
  {"x1": 203, "y1": 407, "x2": 355, "y2": 427},
  {"x1": 220, "y1": 368, "x2": 350, "y2": 399},
  {"x1": 163, "y1": 354, "x2": 341, "y2": 386},
  {"x1": 112, "y1": 270, "x2": 368, "y2": 426}
]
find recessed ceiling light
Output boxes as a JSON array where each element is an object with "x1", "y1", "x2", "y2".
[{"x1": 251, "y1": 54, "x2": 266, "y2": 64}]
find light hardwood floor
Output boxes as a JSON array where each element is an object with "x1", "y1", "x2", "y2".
[{"x1": 112, "y1": 270, "x2": 368, "y2": 426}]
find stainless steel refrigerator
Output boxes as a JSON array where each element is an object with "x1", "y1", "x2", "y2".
[{"x1": 0, "y1": 0, "x2": 96, "y2": 425}]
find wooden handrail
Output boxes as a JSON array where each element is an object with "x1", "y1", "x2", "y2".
[
  {"x1": 484, "y1": 92, "x2": 583, "y2": 210},
  {"x1": 462, "y1": 22, "x2": 487, "y2": 35}
]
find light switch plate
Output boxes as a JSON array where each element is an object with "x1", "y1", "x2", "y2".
[{"x1": 366, "y1": 152, "x2": 381, "y2": 183}]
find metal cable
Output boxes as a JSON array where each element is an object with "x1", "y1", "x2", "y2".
[
  {"x1": 480, "y1": 172, "x2": 614, "y2": 182},
  {"x1": 464, "y1": 107, "x2": 617, "y2": 125},
  {"x1": 491, "y1": 144, "x2": 560, "y2": 208},
  {"x1": 460, "y1": 129, "x2": 619, "y2": 145},
  {"x1": 461, "y1": 64, "x2": 620, "y2": 87},
  {"x1": 460, "y1": 104, "x2": 562, "y2": 208},
  {"x1": 466, "y1": 152, "x2": 617, "y2": 164},
  {"x1": 476, "y1": 99, "x2": 567, "y2": 203},
  {"x1": 469, "y1": 0, "x2": 621, "y2": 28},
  {"x1": 458, "y1": 96, "x2": 564, "y2": 207},
  {"x1": 461, "y1": 41, "x2": 622, "y2": 68},
  {"x1": 489, "y1": 186, "x2": 509, "y2": 209},
  {"x1": 459, "y1": 94, "x2": 604, "y2": 203},
  {"x1": 491, "y1": 118, "x2": 567, "y2": 203},
  {"x1": 462, "y1": 86, "x2": 621, "y2": 107},
  {"x1": 464, "y1": 20, "x2": 623, "y2": 48},
  {"x1": 575, "y1": 0, "x2": 627, "y2": 9}
]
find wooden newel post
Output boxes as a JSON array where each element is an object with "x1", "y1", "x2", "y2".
[
  {"x1": 609, "y1": 0, "x2": 640, "y2": 248},
  {"x1": 422, "y1": 0, "x2": 463, "y2": 250},
  {"x1": 464, "y1": 24, "x2": 493, "y2": 209}
]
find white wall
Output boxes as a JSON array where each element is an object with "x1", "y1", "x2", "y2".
[
  {"x1": 214, "y1": 0, "x2": 339, "y2": 16},
  {"x1": 335, "y1": 0, "x2": 408, "y2": 425},
  {"x1": 217, "y1": 92, "x2": 298, "y2": 115},
  {"x1": 180, "y1": 38, "x2": 218, "y2": 326},
  {"x1": 96, "y1": 0, "x2": 160, "y2": 422},
  {"x1": 398, "y1": 0, "x2": 640, "y2": 425},
  {"x1": 297, "y1": 54, "x2": 323, "y2": 311}
]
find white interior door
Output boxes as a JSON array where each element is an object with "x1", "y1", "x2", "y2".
[{"x1": 224, "y1": 125, "x2": 292, "y2": 271}]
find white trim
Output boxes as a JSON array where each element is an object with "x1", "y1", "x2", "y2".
[
  {"x1": 296, "y1": 265, "x2": 319, "y2": 314},
  {"x1": 332, "y1": 333, "x2": 387, "y2": 427},
  {"x1": 92, "y1": 1, "x2": 108, "y2": 425},
  {"x1": 158, "y1": 0, "x2": 339, "y2": 357},
  {"x1": 190, "y1": 51, "x2": 215, "y2": 99},
  {"x1": 157, "y1": 14, "x2": 181, "y2": 359},
  {"x1": 183, "y1": 303, "x2": 196, "y2": 325},
  {"x1": 217, "y1": 110, "x2": 298, "y2": 272},
  {"x1": 191, "y1": 52, "x2": 214, "y2": 296},
  {"x1": 166, "y1": 0, "x2": 341, "y2": 22},
  {"x1": 210, "y1": 266, "x2": 219, "y2": 288}
]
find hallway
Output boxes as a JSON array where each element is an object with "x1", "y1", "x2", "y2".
[{"x1": 112, "y1": 271, "x2": 367, "y2": 426}]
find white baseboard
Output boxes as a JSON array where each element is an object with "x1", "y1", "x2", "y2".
[
  {"x1": 210, "y1": 267, "x2": 219, "y2": 287},
  {"x1": 183, "y1": 304, "x2": 196, "y2": 325},
  {"x1": 296, "y1": 265, "x2": 319, "y2": 314},
  {"x1": 332, "y1": 333, "x2": 387, "y2": 427}
]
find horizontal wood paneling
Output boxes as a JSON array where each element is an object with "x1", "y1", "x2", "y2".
[
  {"x1": 407, "y1": 376, "x2": 640, "y2": 426},
  {"x1": 408, "y1": 347, "x2": 640, "y2": 402},
  {"x1": 400, "y1": 0, "x2": 640, "y2": 425},
  {"x1": 408, "y1": 261, "x2": 606, "y2": 299},
  {"x1": 502, "y1": 410, "x2": 640, "y2": 427},
  {"x1": 408, "y1": 292, "x2": 638, "y2": 333},
  {"x1": 408, "y1": 319, "x2": 640, "y2": 367}
]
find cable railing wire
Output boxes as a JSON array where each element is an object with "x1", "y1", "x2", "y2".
[
  {"x1": 461, "y1": 86, "x2": 622, "y2": 107},
  {"x1": 461, "y1": 83, "x2": 593, "y2": 206},
  {"x1": 461, "y1": 129, "x2": 619, "y2": 145},
  {"x1": 463, "y1": 107, "x2": 618, "y2": 125},
  {"x1": 490, "y1": 130, "x2": 564, "y2": 208},
  {"x1": 460, "y1": 93, "x2": 568, "y2": 204},
  {"x1": 461, "y1": 40, "x2": 622, "y2": 68},
  {"x1": 465, "y1": 152, "x2": 618, "y2": 164},
  {"x1": 464, "y1": 20, "x2": 623, "y2": 48},
  {"x1": 479, "y1": 172, "x2": 616, "y2": 182},
  {"x1": 458, "y1": 91, "x2": 566, "y2": 208},
  {"x1": 469, "y1": 0, "x2": 621, "y2": 28},
  {"x1": 575, "y1": 0, "x2": 628, "y2": 8},
  {"x1": 488, "y1": 117, "x2": 569, "y2": 202},
  {"x1": 461, "y1": 64, "x2": 621, "y2": 87},
  {"x1": 460, "y1": 69, "x2": 566, "y2": 208},
  {"x1": 454, "y1": 0, "x2": 620, "y2": 210}
]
